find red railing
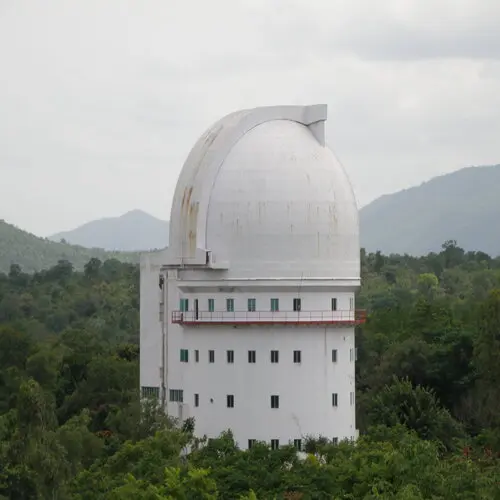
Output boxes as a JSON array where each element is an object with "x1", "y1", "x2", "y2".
[{"x1": 171, "y1": 310, "x2": 366, "y2": 326}]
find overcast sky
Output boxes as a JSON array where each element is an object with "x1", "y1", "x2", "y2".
[{"x1": 1, "y1": 0, "x2": 499, "y2": 236}]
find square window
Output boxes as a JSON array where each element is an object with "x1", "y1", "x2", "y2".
[
  {"x1": 226, "y1": 298, "x2": 234, "y2": 312},
  {"x1": 169, "y1": 389, "x2": 184, "y2": 402},
  {"x1": 271, "y1": 439, "x2": 280, "y2": 450},
  {"x1": 248, "y1": 298, "x2": 256, "y2": 312},
  {"x1": 293, "y1": 439, "x2": 302, "y2": 451},
  {"x1": 180, "y1": 349, "x2": 189, "y2": 362},
  {"x1": 195, "y1": 349, "x2": 199, "y2": 362},
  {"x1": 194, "y1": 393, "x2": 199, "y2": 407},
  {"x1": 248, "y1": 439, "x2": 256, "y2": 449},
  {"x1": 293, "y1": 298, "x2": 301, "y2": 312},
  {"x1": 209, "y1": 350, "x2": 215, "y2": 363},
  {"x1": 332, "y1": 349, "x2": 338, "y2": 363},
  {"x1": 331, "y1": 298, "x2": 337, "y2": 311},
  {"x1": 293, "y1": 350, "x2": 301, "y2": 363},
  {"x1": 270, "y1": 350, "x2": 279, "y2": 363},
  {"x1": 271, "y1": 395, "x2": 279, "y2": 409},
  {"x1": 248, "y1": 350, "x2": 256, "y2": 363},
  {"x1": 141, "y1": 386, "x2": 159, "y2": 399},
  {"x1": 208, "y1": 298, "x2": 215, "y2": 312},
  {"x1": 332, "y1": 393, "x2": 338, "y2": 407},
  {"x1": 227, "y1": 394, "x2": 234, "y2": 408},
  {"x1": 227, "y1": 350, "x2": 234, "y2": 363},
  {"x1": 270, "y1": 298, "x2": 279, "y2": 312},
  {"x1": 180, "y1": 298, "x2": 189, "y2": 312}
]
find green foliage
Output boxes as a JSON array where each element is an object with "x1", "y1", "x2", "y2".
[
  {"x1": 363, "y1": 376, "x2": 464, "y2": 450},
  {"x1": 0, "y1": 258, "x2": 139, "y2": 342},
  {"x1": 0, "y1": 243, "x2": 500, "y2": 498}
]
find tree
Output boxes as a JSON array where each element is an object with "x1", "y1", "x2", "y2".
[
  {"x1": 472, "y1": 289, "x2": 500, "y2": 427},
  {"x1": 364, "y1": 377, "x2": 463, "y2": 450}
]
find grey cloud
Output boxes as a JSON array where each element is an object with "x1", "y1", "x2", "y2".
[
  {"x1": 1, "y1": 0, "x2": 500, "y2": 235},
  {"x1": 259, "y1": 1, "x2": 500, "y2": 61}
]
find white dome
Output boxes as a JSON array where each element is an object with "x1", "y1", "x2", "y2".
[{"x1": 168, "y1": 105, "x2": 359, "y2": 280}]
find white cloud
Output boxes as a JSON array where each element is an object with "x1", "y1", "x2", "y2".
[{"x1": 1, "y1": 0, "x2": 499, "y2": 235}]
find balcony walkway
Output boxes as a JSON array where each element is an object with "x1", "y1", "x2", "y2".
[{"x1": 171, "y1": 310, "x2": 366, "y2": 326}]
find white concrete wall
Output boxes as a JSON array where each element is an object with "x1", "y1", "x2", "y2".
[
  {"x1": 159, "y1": 279, "x2": 357, "y2": 448},
  {"x1": 166, "y1": 323, "x2": 356, "y2": 447},
  {"x1": 139, "y1": 251, "x2": 167, "y2": 391},
  {"x1": 175, "y1": 291, "x2": 355, "y2": 313}
]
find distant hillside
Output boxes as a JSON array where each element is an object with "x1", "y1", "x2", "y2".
[
  {"x1": 360, "y1": 164, "x2": 500, "y2": 256},
  {"x1": 50, "y1": 209, "x2": 169, "y2": 251},
  {"x1": 0, "y1": 220, "x2": 139, "y2": 273}
]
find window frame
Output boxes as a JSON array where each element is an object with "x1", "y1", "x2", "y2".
[
  {"x1": 247, "y1": 298, "x2": 256, "y2": 312},
  {"x1": 331, "y1": 297, "x2": 337, "y2": 311},
  {"x1": 293, "y1": 298, "x2": 301, "y2": 312},
  {"x1": 293, "y1": 350, "x2": 301, "y2": 363},
  {"x1": 226, "y1": 298, "x2": 234, "y2": 312},
  {"x1": 227, "y1": 394, "x2": 234, "y2": 408},
  {"x1": 169, "y1": 389, "x2": 184, "y2": 402},
  {"x1": 248, "y1": 350, "x2": 256, "y2": 363},
  {"x1": 271, "y1": 394, "x2": 280, "y2": 409},
  {"x1": 208, "y1": 350, "x2": 215, "y2": 363},
  {"x1": 270, "y1": 298, "x2": 279, "y2": 312},
  {"x1": 227, "y1": 350, "x2": 234, "y2": 364},
  {"x1": 332, "y1": 349, "x2": 338, "y2": 363},
  {"x1": 179, "y1": 298, "x2": 189, "y2": 312},
  {"x1": 208, "y1": 298, "x2": 215, "y2": 312},
  {"x1": 332, "y1": 393, "x2": 338, "y2": 407},
  {"x1": 270, "y1": 350, "x2": 279, "y2": 363},
  {"x1": 194, "y1": 393, "x2": 199, "y2": 407},
  {"x1": 180, "y1": 349, "x2": 189, "y2": 363},
  {"x1": 141, "y1": 386, "x2": 160, "y2": 399}
]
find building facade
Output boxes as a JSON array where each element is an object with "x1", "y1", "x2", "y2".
[{"x1": 140, "y1": 104, "x2": 363, "y2": 450}]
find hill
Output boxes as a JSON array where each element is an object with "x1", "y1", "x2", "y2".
[
  {"x1": 50, "y1": 209, "x2": 169, "y2": 251},
  {"x1": 360, "y1": 164, "x2": 500, "y2": 256},
  {"x1": 0, "y1": 219, "x2": 139, "y2": 273}
]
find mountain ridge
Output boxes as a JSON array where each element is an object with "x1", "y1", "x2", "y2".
[
  {"x1": 0, "y1": 219, "x2": 138, "y2": 273},
  {"x1": 360, "y1": 164, "x2": 500, "y2": 256},
  {"x1": 50, "y1": 209, "x2": 169, "y2": 251},
  {"x1": 13, "y1": 164, "x2": 500, "y2": 260}
]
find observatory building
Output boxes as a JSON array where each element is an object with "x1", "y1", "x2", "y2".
[{"x1": 140, "y1": 104, "x2": 364, "y2": 450}]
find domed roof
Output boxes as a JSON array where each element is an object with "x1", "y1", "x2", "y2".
[{"x1": 167, "y1": 105, "x2": 359, "y2": 280}]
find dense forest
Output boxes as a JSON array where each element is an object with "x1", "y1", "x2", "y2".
[{"x1": 2, "y1": 241, "x2": 500, "y2": 498}]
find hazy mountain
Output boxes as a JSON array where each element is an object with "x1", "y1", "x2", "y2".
[
  {"x1": 50, "y1": 209, "x2": 169, "y2": 251},
  {"x1": 360, "y1": 165, "x2": 500, "y2": 256},
  {"x1": 0, "y1": 220, "x2": 139, "y2": 273}
]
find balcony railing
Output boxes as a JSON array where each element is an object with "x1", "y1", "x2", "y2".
[{"x1": 171, "y1": 310, "x2": 366, "y2": 326}]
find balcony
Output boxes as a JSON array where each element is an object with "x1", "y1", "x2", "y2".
[{"x1": 171, "y1": 310, "x2": 366, "y2": 326}]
